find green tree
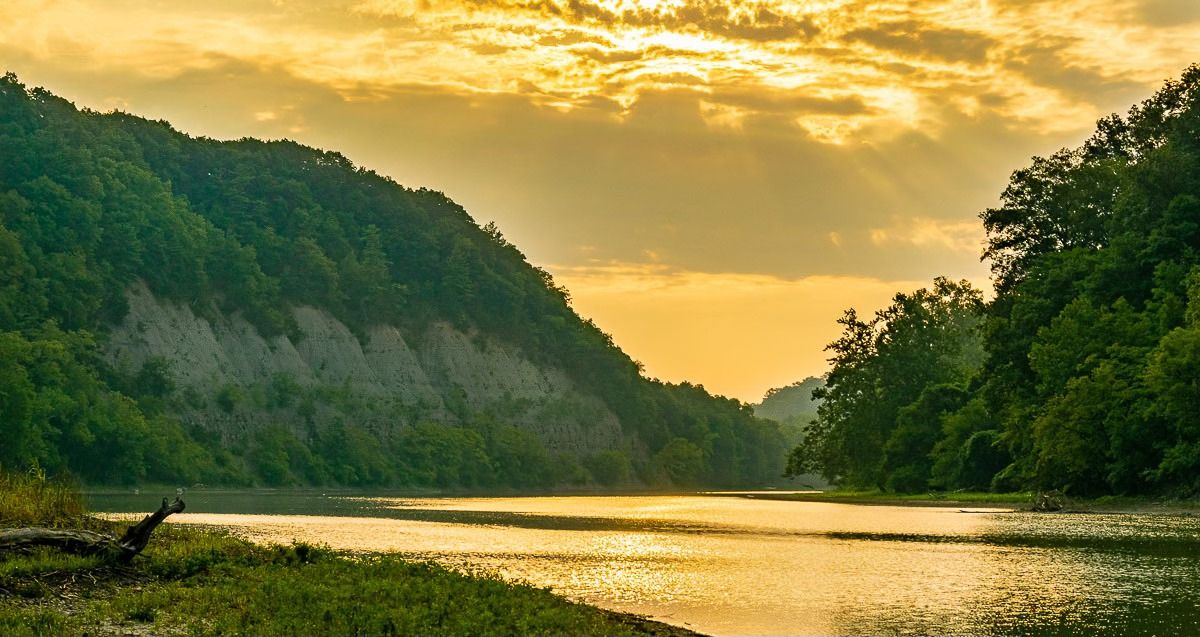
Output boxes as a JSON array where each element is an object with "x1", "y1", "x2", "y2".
[
  {"x1": 788, "y1": 278, "x2": 984, "y2": 488},
  {"x1": 880, "y1": 384, "x2": 970, "y2": 493},
  {"x1": 654, "y1": 438, "x2": 705, "y2": 485},
  {"x1": 584, "y1": 450, "x2": 633, "y2": 486}
]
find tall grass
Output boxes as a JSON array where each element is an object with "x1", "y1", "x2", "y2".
[{"x1": 0, "y1": 467, "x2": 85, "y2": 527}]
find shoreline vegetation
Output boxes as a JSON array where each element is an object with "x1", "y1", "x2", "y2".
[
  {"x1": 0, "y1": 472, "x2": 701, "y2": 637},
  {"x1": 726, "y1": 489, "x2": 1200, "y2": 515},
  {"x1": 785, "y1": 67, "x2": 1200, "y2": 502}
]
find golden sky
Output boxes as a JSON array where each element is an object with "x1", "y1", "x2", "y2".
[{"x1": 3, "y1": 0, "x2": 1199, "y2": 401}]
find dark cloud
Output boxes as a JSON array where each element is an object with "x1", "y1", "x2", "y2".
[
  {"x1": 469, "y1": 0, "x2": 819, "y2": 42},
  {"x1": 976, "y1": 92, "x2": 1008, "y2": 108},
  {"x1": 569, "y1": 44, "x2": 721, "y2": 69},
  {"x1": 631, "y1": 72, "x2": 708, "y2": 86},
  {"x1": 708, "y1": 87, "x2": 870, "y2": 115},
  {"x1": 1002, "y1": 40, "x2": 1148, "y2": 104},
  {"x1": 535, "y1": 31, "x2": 609, "y2": 46},
  {"x1": 569, "y1": 46, "x2": 644, "y2": 64},
  {"x1": 844, "y1": 20, "x2": 993, "y2": 64},
  {"x1": 570, "y1": 93, "x2": 624, "y2": 114},
  {"x1": 468, "y1": 42, "x2": 512, "y2": 54},
  {"x1": 1133, "y1": 0, "x2": 1200, "y2": 26}
]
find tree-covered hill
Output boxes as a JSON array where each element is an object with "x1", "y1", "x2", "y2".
[
  {"x1": 754, "y1": 376, "x2": 823, "y2": 448},
  {"x1": 0, "y1": 73, "x2": 786, "y2": 488},
  {"x1": 789, "y1": 66, "x2": 1200, "y2": 497},
  {"x1": 755, "y1": 377, "x2": 824, "y2": 424}
]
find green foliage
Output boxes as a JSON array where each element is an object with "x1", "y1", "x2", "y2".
[
  {"x1": 0, "y1": 326, "x2": 218, "y2": 485},
  {"x1": 755, "y1": 376, "x2": 823, "y2": 450},
  {"x1": 975, "y1": 65, "x2": 1200, "y2": 495},
  {"x1": 794, "y1": 65, "x2": 1200, "y2": 496},
  {"x1": 472, "y1": 418, "x2": 556, "y2": 488},
  {"x1": 881, "y1": 384, "x2": 970, "y2": 493},
  {"x1": 393, "y1": 422, "x2": 490, "y2": 488},
  {"x1": 653, "y1": 438, "x2": 705, "y2": 486},
  {"x1": 248, "y1": 426, "x2": 322, "y2": 486},
  {"x1": 0, "y1": 467, "x2": 84, "y2": 527},
  {"x1": 214, "y1": 384, "x2": 244, "y2": 414},
  {"x1": 928, "y1": 397, "x2": 1005, "y2": 490},
  {"x1": 59, "y1": 553, "x2": 651, "y2": 636},
  {"x1": 0, "y1": 73, "x2": 796, "y2": 489},
  {"x1": 0, "y1": 72, "x2": 788, "y2": 489},
  {"x1": 584, "y1": 450, "x2": 633, "y2": 486},
  {"x1": 755, "y1": 376, "x2": 823, "y2": 424},
  {"x1": 788, "y1": 278, "x2": 985, "y2": 488}
]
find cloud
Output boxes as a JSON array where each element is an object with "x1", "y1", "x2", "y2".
[
  {"x1": 1131, "y1": 0, "x2": 1200, "y2": 26},
  {"x1": 422, "y1": 0, "x2": 822, "y2": 42},
  {"x1": 868, "y1": 217, "x2": 985, "y2": 254},
  {"x1": 5, "y1": 0, "x2": 1198, "y2": 138},
  {"x1": 844, "y1": 20, "x2": 994, "y2": 64},
  {"x1": 707, "y1": 86, "x2": 870, "y2": 116},
  {"x1": 1002, "y1": 40, "x2": 1147, "y2": 105}
]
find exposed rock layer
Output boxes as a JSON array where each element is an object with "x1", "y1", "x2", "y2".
[{"x1": 106, "y1": 282, "x2": 623, "y2": 454}]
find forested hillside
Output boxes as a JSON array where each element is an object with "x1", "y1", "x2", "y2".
[
  {"x1": 789, "y1": 66, "x2": 1200, "y2": 496},
  {"x1": 754, "y1": 376, "x2": 823, "y2": 448},
  {"x1": 0, "y1": 73, "x2": 786, "y2": 488}
]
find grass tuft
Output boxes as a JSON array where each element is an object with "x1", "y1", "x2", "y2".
[{"x1": 0, "y1": 467, "x2": 85, "y2": 528}]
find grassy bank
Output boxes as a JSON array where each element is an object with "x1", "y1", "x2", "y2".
[
  {"x1": 0, "y1": 471, "x2": 696, "y2": 636},
  {"x1": 735, "y1": 489, "x2": 1200, "y2": 513}
]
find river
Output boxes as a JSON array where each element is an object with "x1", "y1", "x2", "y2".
[{"x1": 87, "y1": 491, "x2": 1200, "y2": 636}]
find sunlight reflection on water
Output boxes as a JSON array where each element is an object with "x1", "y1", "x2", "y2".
[{"x1": 93, "y1": 493, "x2": 1200, "y2": 636}]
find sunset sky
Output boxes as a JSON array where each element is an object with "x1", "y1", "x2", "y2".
[{"x1": 3, "y1": 0, "x2": 1200, "y2": 401}]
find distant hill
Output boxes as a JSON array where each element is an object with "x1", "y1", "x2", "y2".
[
  {"x1": 0, "y1": 73, "x2": 787, "y2": 488},
  {"x1": 754, "y1": 376, "x2": 824, "y2": 426},
  {"x1": 754, "y1": 376, "x2": 826, "y2": 488}
]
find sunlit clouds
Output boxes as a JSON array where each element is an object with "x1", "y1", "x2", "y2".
[
  {"x1": 4, "y1": 0, "x2": 1197, "y2": 137},
  {"x1": 2, "y1": 0, "x2": 1198, "y2": 399},
  {"x1": 869, "y1": 217, "x2": 984, "y2": 254}
]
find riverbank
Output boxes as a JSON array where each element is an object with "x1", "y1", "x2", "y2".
[
  {"x1": 0, "y1": 474, "x2": 701, "y2": 636},
  {"x1": 730, "y1": 489, "x2": 1200, "y2": 514}
]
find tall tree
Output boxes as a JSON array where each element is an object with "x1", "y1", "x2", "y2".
[{"x1": 786, "y1": 278, "x2": 984, "y2": 487}]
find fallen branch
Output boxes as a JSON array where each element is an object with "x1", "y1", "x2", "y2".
[
  {"x1": 1031, "y1": 490, "x2": 1065, "y2": 512},
  {"x1": 0, "y1": 497, "x2": 185, "y2": 563}
]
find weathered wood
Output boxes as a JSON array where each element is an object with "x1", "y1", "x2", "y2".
[
  {"x1": 0, "y1": 528, "x2": 121, "y2": 556},
  {"x1": 1032, "y1": 490, "x2": 1065, "y2": 512},
  {"x1": 116, "y1": 497, "x2": 186, "y2": 559},
  {"x1": 0, "y1": 497, "x2": 185, "y2": 563}
]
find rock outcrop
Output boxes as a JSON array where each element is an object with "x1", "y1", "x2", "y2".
[{"x1": 105, "y1": 282, "x2": 623, "y2": 455}]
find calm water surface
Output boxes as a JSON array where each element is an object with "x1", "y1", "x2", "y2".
[{"x1": 88, "y1": 491, "x2": 1200, "y2": 636}]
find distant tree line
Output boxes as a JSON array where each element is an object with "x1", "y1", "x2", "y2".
[
  {"x1": 788, "y1": 66, "x2": 1200, "y2": 496},
  {"x1": 0, "y1": 73, "x2": 787, "y2": 488}
]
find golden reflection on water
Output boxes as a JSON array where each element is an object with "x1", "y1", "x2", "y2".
[{"x1": 105, "y1": 495, "x2": 1200, "y2": 636}]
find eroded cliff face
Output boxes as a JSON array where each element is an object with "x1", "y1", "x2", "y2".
[{"x1": 105, "y1": 282, "x2": 623, "y2": 455}]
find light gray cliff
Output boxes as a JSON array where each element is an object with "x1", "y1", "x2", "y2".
[{"x1": 105, "y1": 281, "x2": 623, "y2": 455}]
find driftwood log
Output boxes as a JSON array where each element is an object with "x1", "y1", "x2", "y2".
[
  {"x1": 1032, "y1": 490, "x2": 1065, "y2": 512},
  {"x1": 0, "y1": 497, "x2": 185, "y2": 563}
]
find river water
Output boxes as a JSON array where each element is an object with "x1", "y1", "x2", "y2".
[{"x1": 87, "y1": 491, "x2": 1200, "y2": 636}]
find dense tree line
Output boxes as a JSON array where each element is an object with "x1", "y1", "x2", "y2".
[
  {"x1": 0, "y1": 73, "x2": 786, "y2": 488},
  {"x1": 789, "y1": 66, "x2": 1200, "y2": 496}
]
